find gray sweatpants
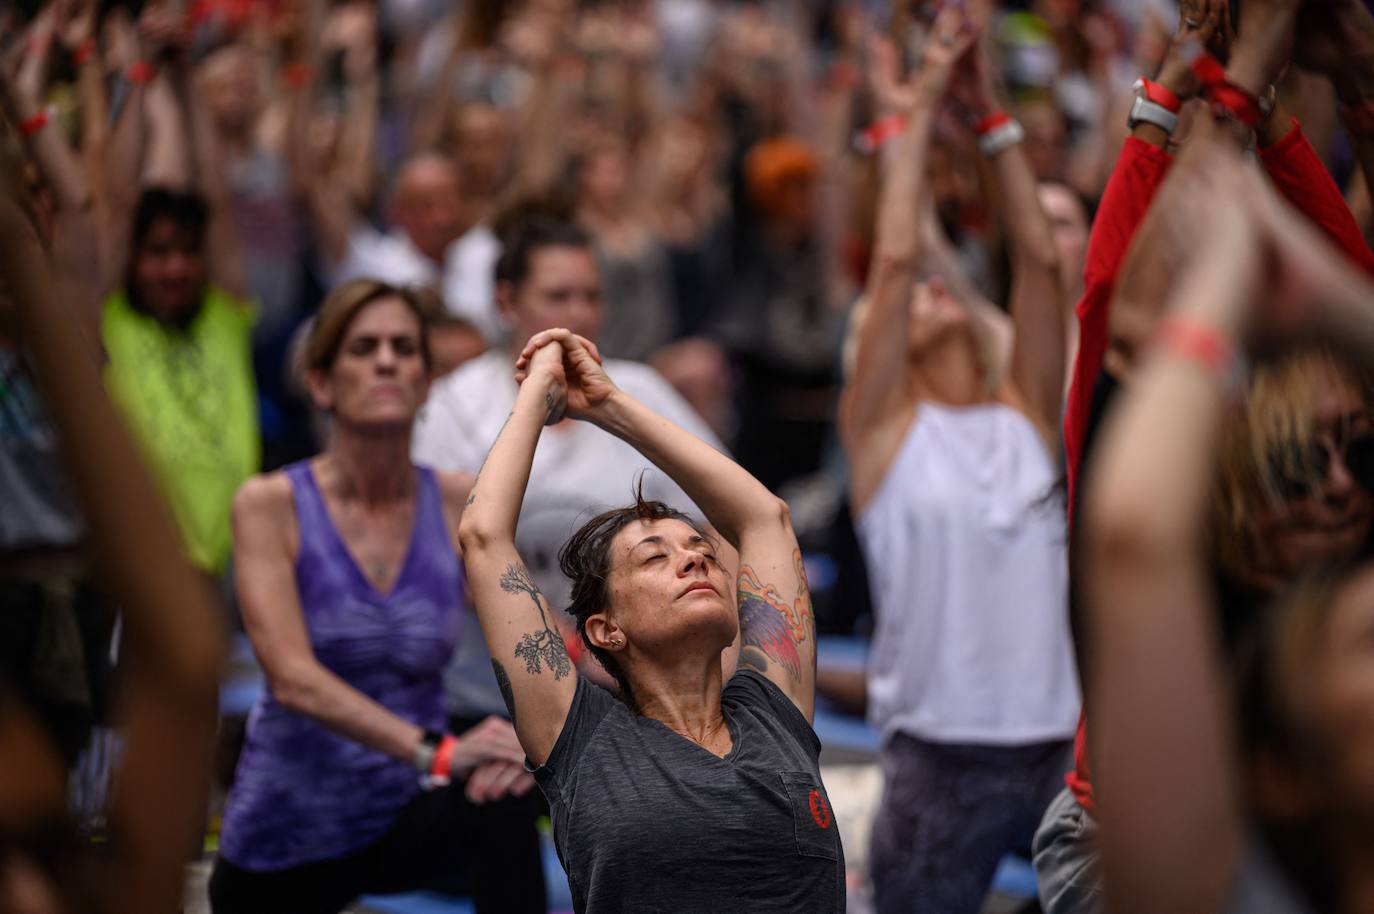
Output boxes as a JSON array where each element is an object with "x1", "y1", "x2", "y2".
[
  {"x1": 869, "y1": 733, "x2": 1071, "y2": 914},
  {"x1": 1031, "y1": 786, "x2": 1104, "y2": 914}
]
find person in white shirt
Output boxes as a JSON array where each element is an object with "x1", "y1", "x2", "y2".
[
  {"x1": 316, "y1": 152, "x2": 502, "y2": 342},
  {"x1": 413, "y1": 216, "x2": 724, "y2": 719}
]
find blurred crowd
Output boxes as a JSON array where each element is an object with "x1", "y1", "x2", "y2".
[
  {"x1": 6, "y1": 0, "x2": 1374, "y2": 912},
  {"x1": 1, "y1": 0, "x2": 1186, "y2": 580}
]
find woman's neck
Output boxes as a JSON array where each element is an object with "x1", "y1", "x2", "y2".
[
  {"x1": 321, "y1": 424, "x2": 415, "y2": 507},
  {"x1": 911, "y1": 334, "x2": 986, "y2": 407},
  {"x1": 630, "y1": 653, "x2": 727, "y2": 742}
]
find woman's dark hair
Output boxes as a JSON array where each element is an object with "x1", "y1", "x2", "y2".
[
  {"x1": 131, "y1": 186, "x2": 209, "y2": 253},
  {"x1": 124, "y1": 187, "x2": 210, "y2": 316},
  {"x1": 558, "y1": 483, "x2": 712, "y2": 709},
  {"x1": 492, "y1": 198, "x2": 590, "y2": 289}
]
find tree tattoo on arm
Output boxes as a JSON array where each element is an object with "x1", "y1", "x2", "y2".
[
  {"x1": 501, "y1": 563, "x2": 572, "y2": 680},
  {"x1": 737, "y1": 550, "x2": 815, "y2": 684}
]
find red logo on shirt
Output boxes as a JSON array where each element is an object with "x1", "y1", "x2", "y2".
[{"x1": 808, "y1": 789, "x2": 831, "y2": 829}]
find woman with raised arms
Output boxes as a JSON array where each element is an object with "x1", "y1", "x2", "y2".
[{"x1": 458, "y1": 327, "x2": 844, "y2": 914}]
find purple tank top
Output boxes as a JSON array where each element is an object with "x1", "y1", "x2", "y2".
[{"x1": 220, "y1": 461, "x2": 462, "y2": 871}]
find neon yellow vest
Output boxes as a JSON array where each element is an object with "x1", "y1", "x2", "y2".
[{"x1": 102, "y1": 287, "x2": 260, "y2": 574}]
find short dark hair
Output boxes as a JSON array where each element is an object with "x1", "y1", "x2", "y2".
[
  {"x1": 493, "y1": 204, "x2": 591, "y2": 289},
  {"x1": 132, "y1": 187, "x2": 209, "y2": 253},
  {"x1": 558, "y1": 484, "x2": 712, "y2": 708}
]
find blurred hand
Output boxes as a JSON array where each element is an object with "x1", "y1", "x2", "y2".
[
  {"x1": 137, "y1": 2, "x2": 189, "y2": 60},
  {"x1": 447, "y1": 716, "x2": 526, "y2": 780},
  {"x1": 464, "y1": 759, "x2": 536, "y2": 805},
  {"x1": 1157, "y1": 0, "x2": 1229, "y2": 98},
  {"x1": 56, "y1": 0, "x2": 97, "y2": 51},
  {"x1": 869, "y1": 5, "x2": 977, "y2": 116}
]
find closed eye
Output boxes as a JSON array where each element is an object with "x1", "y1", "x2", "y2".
[{"x1": 642, "y1": 554, "x2": 668, "y2": 565}]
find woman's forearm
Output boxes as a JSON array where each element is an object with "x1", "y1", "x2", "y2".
[
  {"x1": 873, "y1": 101, "x2": 939, "y2": 264},
  {"x1": 459, "y1": 367, "x2": 561, "y2": 547},
  {"x1": 1083, "y1": 232, "x2": 1251, "y2": 914},
  {"x1": 270, "y1": 658, "x2": 423, "y2": 761},
  {"x1": 592, "y1": 389, "x2": 784, "y2": 547}
]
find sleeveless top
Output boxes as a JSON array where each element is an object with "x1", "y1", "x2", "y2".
[
  {"x1": 219, "y1": 461, "x2": 462, "y2": 872},
  {"x1": 857, "y1": 403, "x2": 1079, "y2": 746}
]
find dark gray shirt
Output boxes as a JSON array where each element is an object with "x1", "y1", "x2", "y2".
[{"x1": 535, "y1": 670, "x2": 845, "y2": 914}]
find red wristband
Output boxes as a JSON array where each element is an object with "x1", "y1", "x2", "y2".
[
  {"x1": 854, "y1": 114, "x2": 909, "y2": 154},
  {"x1": 1137, "y1": 78, "x2": 1181, "y2": 114},
  {"x1": 283, "y1": 62, "x2": 310, "y2": 89},
  {"x1": 1157, "y1": 315, "x2": 1234, "y2": 379},
  {"x1": 127, "y1": 60, "x2": 157, "y2": 86},
  {"x1": 1185, "y1": 47, "x2": 1264, "y2": 128},
  {"x1": 19, "y1": 107, "x2": 51, "y2": 139},
  {"x1": 1210, "y1": 84, "x2": 1263, "y2": 128},
  {"x1": 973, "y1": 110, "x2": 1011, "y2": 136},
  {"x1": 72, "y1": 38, "x2": 97, "y2": 67},
  {"x1": 431, "y1": 734, "x2": 458, "y2": 781}
]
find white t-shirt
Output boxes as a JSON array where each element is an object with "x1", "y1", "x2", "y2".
[
  {"x1": 332, "y1": 223, "x2": 502, "y2": 342},
  {"x1": 413, "y1": 349, "x2": 723, "y2": 714},
  {"x1": 858, "y1": 402, "x2": 1080, "y2": 746}
]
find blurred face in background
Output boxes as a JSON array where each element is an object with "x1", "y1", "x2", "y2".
[
  {"x1": 1307, "y1": 566, "x2": 1374, "y2": 822},
  {"x1": 907, "y1": 276, "x2": 972, "y2": 358},
  {"x1": 390, "y1": 156, "x2": 467, "y2": 264},
  {"x1": 452, "y1": 103, "x2": 512, "y2": 197},
  {"x1": 928, "y1": 144, "x2": 980, "y2": 235},
  {"x1": 1307, "y1": 567, "x2": 1374, "y2": 822},
  {"x1": 1019, "y1": 102, "x2": 1069, "y2": 182},
  {"x1": 1247, "y1": 365, "x2": 1374, "y2": 587},
  {"x1": 132, "y1": 218, "x2": 206, "y2": 325},
  {"x1": 1038, "y1": 182, "x2": 1089, "y2": 295},
  {"x1": 656, "y1": 117, "x2": 711, "y2": 187},
  {"x1": 200, "y1": 45, "x2": 263, "y2": 136},
  {"x1": 500, "y1": 245, "x2": 604, "y2": 348},
  {"x1": 578, "y1": 143, "x2": 632, "y2": 212}
]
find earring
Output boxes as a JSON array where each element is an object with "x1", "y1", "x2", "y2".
[{"x1": 610, "y1": 637, "x2": 623, "y2": 647}]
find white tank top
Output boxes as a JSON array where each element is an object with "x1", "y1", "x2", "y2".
[{"x1": 858, "y1": 402, "x2": 1080, "y2": 746}]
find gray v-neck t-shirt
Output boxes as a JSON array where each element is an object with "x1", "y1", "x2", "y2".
[{"x1": 534, "y1": 670, "x2": 846, "y2": 913}]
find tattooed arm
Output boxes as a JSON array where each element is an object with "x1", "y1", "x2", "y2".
[
  {"x1": 515, "y1": 329, "x2": 818, "y2": 722},
  {"x1": 457, "y1": 343, "x2": 578, "y2": 765}
]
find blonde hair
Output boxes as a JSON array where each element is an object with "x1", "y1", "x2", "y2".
[{"x1": 1209, "y1": 346, "x2": 1374, "y2": 579}]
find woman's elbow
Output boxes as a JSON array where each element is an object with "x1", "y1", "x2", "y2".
[
  {"x1": 762, "y1": 495, "x2": 793, "y2": 535},
  {"x1": 267, "y1": 661, "x2": 323, "y2": 716},
  {"x1": 457, "y1": 517, "x2": 503, "y2": 556}
]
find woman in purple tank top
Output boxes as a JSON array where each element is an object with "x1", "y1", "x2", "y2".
[{"x1": 209, "y1": 280, "x2": 544, "y2": 914}]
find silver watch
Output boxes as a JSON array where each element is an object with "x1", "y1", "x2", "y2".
[{"x1": 1127, "y1": 93, "x2": 1179, "y2": 136}]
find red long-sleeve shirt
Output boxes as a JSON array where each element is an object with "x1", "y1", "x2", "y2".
[{"x1": 1064, "y1": 122, "x2": 1374, "y2": 814}]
